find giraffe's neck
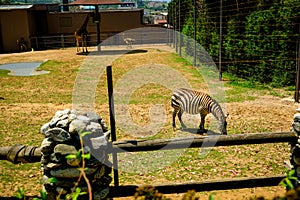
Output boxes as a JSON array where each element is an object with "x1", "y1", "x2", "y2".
[{"x1": 79, "y1": 13, "x2": 90, "y2": 31}]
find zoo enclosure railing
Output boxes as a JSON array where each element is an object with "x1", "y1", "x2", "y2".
[
  {"x1": 0, "y1": 131, "x2": 297, "y2": 197},
  {"x1": 29, "y1": 28, "x2": 174, "y2": 50}
]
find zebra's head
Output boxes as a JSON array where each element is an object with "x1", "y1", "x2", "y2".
[{"x1": 219, "y1": 114, "x2": 228, "y2": 135}]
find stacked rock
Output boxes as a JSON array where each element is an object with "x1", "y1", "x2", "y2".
[{"x1": 40, "y1": 109, "x2": 112, "y2": 200}]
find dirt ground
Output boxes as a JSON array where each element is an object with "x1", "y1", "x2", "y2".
[{"x1": 0, "y1": 47, "x2": 299, "y2": 199}]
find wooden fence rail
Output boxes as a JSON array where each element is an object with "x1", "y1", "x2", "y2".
[
  {"x1": 109, "y1": 175, "x2": 286, "y2": 197},
  {"x1": 0, "y1": 132, "x2": 296, "y2": 162},
  {"x1": 109, "y1": 131, "x2": 296, "y2": 153}
]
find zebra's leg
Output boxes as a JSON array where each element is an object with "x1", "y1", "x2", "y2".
[
  {"x1": 178, "y1": 110, "x2": 186, "y2": 129},
  {"x1": 172, "y1": 109, "x2": 177, "y2": 130},
  {"x1": 197, "y1": 115, "x2": 207, "y2": 134}
]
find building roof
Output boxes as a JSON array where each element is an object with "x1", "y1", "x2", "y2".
[
  {"x1": 69, "y1": 0, "x2": 125, "y2": 5},
  {"x1": 0, "y1": 5, "x2": 33, "y2": 10}
]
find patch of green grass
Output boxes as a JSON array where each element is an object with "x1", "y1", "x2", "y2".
[
  {"x1": 223, "y1": 73, "x2": 270, "y2": 89},
  {"x1": 37, "y1": 60, "x2": 64, "y2": 71},
  {"x1": 222, "y1": 73, "x2": 276, "y2": 102},
  {"x1": 0, "y1": 69, "x2": 10, "y2": 76},
  {"x1": 269, "y1": 91, "x2": 284, "y2": 98}
]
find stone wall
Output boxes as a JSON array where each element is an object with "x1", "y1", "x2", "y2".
[{"x1": 40, "y1": 109, "x2": 112, "y2": 200}]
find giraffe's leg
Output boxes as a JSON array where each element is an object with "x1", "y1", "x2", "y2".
[
  {"x1": 81, "y1": 39, "x2": 84, "y2": 52},
  {"x1": 76, "y1": 39, "x2": 80, "y2": 52},
  {"x1": 84, "y1": 38, "x2": 88, "y2": 52},
  {"x1": 83, "y1": 39, "x2": 86, "y2": 52}
]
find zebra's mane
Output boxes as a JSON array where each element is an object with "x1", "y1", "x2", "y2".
[{"x1": 210, "y1": 98, "x2": 226, "y2": 123}]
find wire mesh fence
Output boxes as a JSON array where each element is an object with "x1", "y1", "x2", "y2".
[
  {"x1": 168, "y1": 0, "x2": 300, "y2": 89},
  {"x1": 30, "y1": 27, "x2": 174, "y2": 50}
]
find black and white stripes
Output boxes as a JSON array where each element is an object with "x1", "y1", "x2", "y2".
[{"x1": 171, "y1": 88, "x2": 227, "y2": 135}]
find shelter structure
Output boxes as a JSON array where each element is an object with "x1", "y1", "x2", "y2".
[
  {"x1": 0, "y1": 4, "x2": 59, "y2": 52},
  {"x1": 0, "y1": 2, "x2": 145, "y2": 52},
  {"x1": 68, "y1": 0, "x2": 131, "y2": 50}
]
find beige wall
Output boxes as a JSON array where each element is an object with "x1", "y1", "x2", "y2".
[
  {"x1": 101, "y1": 10, "x2": 143, "y2": 33},
  {"x1": 47, "y1": 12, "x2": 95, "y2": 35},
  {"x1": 0, "y1": 10, "x2": 30, "y2": 52},
  {"x1": 0, "y1": 8, "x2": 145, "y2": 52},
  {"x1": 47, "y1": 10, "x2": 144, "y2": 35}
]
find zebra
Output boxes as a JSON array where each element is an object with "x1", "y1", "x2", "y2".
[{"x1": 171, "y1": 88, "x2": 227, "y2": 135}]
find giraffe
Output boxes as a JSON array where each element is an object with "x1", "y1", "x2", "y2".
[{"x1": 74, "y1": 13, "x2": 91, "y2": 53}]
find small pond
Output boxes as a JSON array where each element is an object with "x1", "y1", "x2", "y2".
[{"x1": 0, "y1": 62, "x2": 50, "y2": 76}]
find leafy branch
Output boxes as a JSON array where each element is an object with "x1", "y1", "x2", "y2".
[
  {"x1": 65, "y1": 131, "x2": 92, "y2": 200},
  {"x1": 279, "y1": 169, "x2": 298, "y2": 190}
]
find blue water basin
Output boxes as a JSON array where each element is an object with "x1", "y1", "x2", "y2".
[{"x1": 0, "y1": 62, "x2": 50, "y2": 76}]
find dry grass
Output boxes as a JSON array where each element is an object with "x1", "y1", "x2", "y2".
[{"x1": 0, "y1": 46, "x2": 298, "y2": 199}]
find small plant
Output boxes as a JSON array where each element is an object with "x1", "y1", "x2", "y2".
[
  {"x1": 208, "y1": 193, "x2": 216, "y2": 200},
  {"x1": 32, "y1": 189, "x2": 47, "y2": 200},
  {"x1": 15, "y1": 187, "x2": 48, "y2": 200},
  {"x1": 14, "y1": 188, "x2": 26, "y2": 200},
  {"x1": 134, "y1": 185, "x2": 170, "y2": 200},
  {"x1": 65, "y1": 131, "x2": 92, "y2": 200},
  {"x1": 182, "y1": 190, "x2": 199, "y2": 200},
  {"x1": 65, "y1": 187, "x2": 87, "y2": 200},
  {"x1": 279, "y1": 169, "x2": 298, "y2": 191}
]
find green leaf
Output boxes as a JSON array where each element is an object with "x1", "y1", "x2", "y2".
[
  {"x1": 76, "y1": 149, "x2": 82, "y2": 159},
  {"x1": 65, "y1": 154, "x2": 77, "y2": 160},
  {"x1": 82, "y1": 153, "x2": 91, "y2": 160},
  {"x1": 14, "y1": 188, "x2": 25, "y2": 199},
  {"x1": 288, "y1": 169, "x2": 296, "y2": 177},
  {"x1": 47, "y1": 177, "x2": 58, "y2": 183},
  {"x1": 80, "y1": 131, "x2": 92, "y2": 138},
  {"x1": 40, "y1": 189, "x2": 47, "y2": 200},
  {"x1": 285, "y1": 179, "x2": 294, "y2": 190},
  {"x1": 65, "y1": 194, "x2": 71, "y2": 200},
  {"x1": 279, "y1": 180, "x2": 287, "y2": 188}
]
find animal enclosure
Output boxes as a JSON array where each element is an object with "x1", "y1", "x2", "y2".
[{"x1": 0, "y1": 47, "x2": 297, "y2": 199}]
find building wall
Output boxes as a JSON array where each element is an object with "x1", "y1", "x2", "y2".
[
  {"x1": 0, "y1": 8, "x2": 146, "y2": 52},
  {"x1": 47, "y1": 9, "x2": 144, "y2": 35},
  {"x1": 100, "y1": 10, "x2": 144, "y2": 33},
  {"x1": 0, "y1": 10, "x2": 30, "y2": 52}
]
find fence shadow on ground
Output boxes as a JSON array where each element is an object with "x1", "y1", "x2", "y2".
[
  {"x1": 180, "y1": 128, "x2": 221, "y2": 136},
  {"x1": 85, "y1": 49, "x2": 148, "y2": 56}
]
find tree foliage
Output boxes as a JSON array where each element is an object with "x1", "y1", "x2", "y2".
[{"x1": 169, "y1": 0, "x2": 300, "y2": 86}]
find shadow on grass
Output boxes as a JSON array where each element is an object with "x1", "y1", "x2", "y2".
[
  {"x1": 85, "y1": 49, "x2": 148, "y2": 56},
  {"x1": 180, "y1": 128, "x2": 221, "y2": 136}
]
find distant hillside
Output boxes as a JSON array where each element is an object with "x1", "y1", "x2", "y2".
[{"x1": 5, "y1": 0, "x2": 169, "y2": 6}]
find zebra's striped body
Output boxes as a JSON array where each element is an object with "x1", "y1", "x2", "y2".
[{"x1": 171, "y1": 88, "x2": 227, "y2": 135}]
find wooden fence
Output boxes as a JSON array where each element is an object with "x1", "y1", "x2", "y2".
[
  {"x1": 0, "y1": 131, "x2": 297, "y2": 197},
  {"x1": 29, "y1": 28, "x2": 173, "y2": 50},
  {"x1": 108, "y1": 132, "x2": 296, "y2": 197}
]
